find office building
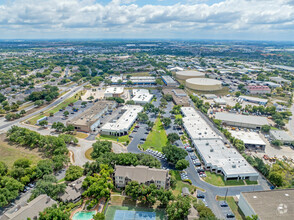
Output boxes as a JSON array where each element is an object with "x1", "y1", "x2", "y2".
[
  {"x1": 161, "y1": 75, "x2": 177, "y2": 86},
  {"x1": 131, "y1": 89, "x2": 153, "y2": 104},
  {"x1": 162, "y1": 89, "x2": 190, "y2": 107},
  {"x1": 269, "y1": 130, "x2": 294, "y2": 145},
  {"x1": 104, "y1": 87, "x2": 124, "y2": 98}
]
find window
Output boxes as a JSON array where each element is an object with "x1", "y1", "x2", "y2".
[{"x1": 119, "y1": 176, "x2": 123, "y2": 179}]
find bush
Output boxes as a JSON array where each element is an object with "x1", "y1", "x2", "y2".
[{"x1": 183, "y1": 179, "x2": 192, "y2": 185}]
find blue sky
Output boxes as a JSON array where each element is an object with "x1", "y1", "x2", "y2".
[{"x1": 0, "y1": 0, "x2": 293, "y2": 41}]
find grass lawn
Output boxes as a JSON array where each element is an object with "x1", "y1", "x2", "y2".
[
  {"x1": 216, "y1": 196, "x2": 245, "y2": 220},
  {"x1": 175, "y1": 114, "x2": 182, "y2": 119},
  {"x1": 124, "y1": 72, "x2": 150, "y2": 77},
  {"x1": 0, "y1": 134, "x2": 42, "y2": 169},
  {"x1": 141, "y1": 118, "x2": 168, "y2": 152},
  {"x1": 85, "y1": 148, "x2": 94, "y2": 160},
  {"x1": 105, "y1": 205, "x2": 166, "y2": 220},
  {"x1": 204, "y1": 172, "x2": 245, "y2": 186},
  {"x1": 75, "y1": 132, "x2": 88, "y2": 139},
  {"x1": 58, "y1": 178, "x2": 65, "y2": 183},
  {"x1": 169, "y1": 170, "x2": 198, "y2": 196},
  {"x1": 245, "y1": 180, "x2": 258, "y2": 185},
  {"x1": 98, "y1": 134, "x2": 130, "y2": 144},
  {"x1": 28, "y1": 95, "x2": 78, "y2": 125}
]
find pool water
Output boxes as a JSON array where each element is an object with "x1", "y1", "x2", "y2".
[{"x1": 72, "y1": 211, "x2": 96, "y2": 220}]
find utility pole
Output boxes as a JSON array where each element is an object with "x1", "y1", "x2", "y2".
[{"x1": 224, "y1": 188, "x2": 228, "y2": 201}]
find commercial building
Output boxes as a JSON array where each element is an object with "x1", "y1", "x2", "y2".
[
  {"x1": 161, "y1": 75, "x2": 177, "y2": 86},
  {"x1": 181, "y1": 107, "x2": 258, "y2": 181},
  {"x1": 272, "y1": 65, "x2": 294, "y2": 72},
  {"x1": 67, "y1": 101, "x2": 116, "y2": 133},
  {"x1": 104, "y1": 87, "x2": 124, "y2": 98},
  {"x1": 215, "y1": 112, "x2": 269, "y2": 129},
  {"x1": 213, "y1": 98, "x2": 226, "y2": 105},
  {"x1": 239, "y1": 96, "x2": 268, "y2": 105},
  {"x1": 162, "y1": 89, "x2": 190, "y2": 107},
  {"x1": 186, "y1": 78, "x2": 222, "y2": 91},
  {"x1": 114, "y1": 165, "x2": 170, "y2": 189},
  {"x1": 60, "y1": 176, "x2": 86, "y2": 203},
  {"x1": 128, "y1": 76, "x2": 156, "y2": 85},
  {"x1": 269, "y1": 76, "x2": 291, "y2": 84},
  {"x1": 101, "y1": 105, "x2": 143, "y2": 136},
  {"x1": 176, "y1": 70, "x2": 205, "y2": 80},
  {"x1": 263, "y1": 81, "x2": 281, "y2": 88},
  {"x1": 246, "y1": 85, "x2": 271, "y2": 95},
  {"x1": 238, "y1": 189, "x2": 294, "y2": 220},
  {"x1": 0, "y1": 195, "x2": 57, "y2": 220},
  {"x1": 230, "y1": 130, "x2": 266, "y2": 150},
  {"x1": 131, "y1": 89, "x2": 153, "y2": 104},
  {"x1": 269, "y1": 130, "x2": 294, "y2": 145}
]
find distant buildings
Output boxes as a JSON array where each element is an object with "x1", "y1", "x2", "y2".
[
  {"x1": 131, "y1": 89, "x2": 153, "y2": 104},
  {"x1": 269, "y1": 130, "x2": 294, "y2": 145},
  {"x1": 215, "y1": 112, "x2": 269, "y2": 129},
  {"x1": 239, "y1": 96, "x2": 268, "y2": 105},
  {"x1": 246, "y1": 85, "x2": 271, "y2": 95},
  {"x1": 162, "y1": 89, "x2": 190, "y2": 107},
  {"x1": 66, "y1": 101, "x2": 116, "y2": 133},
  {"x1": 104, "y1": 87, "x2": 124, "y2": 98},
  {"x1": 238, "y1": 189, "x2": 294, "y2": 220},
  {"x1": 129, "y1": 76, "x2": 156, "y2": 85},
  {"x1": 114, "y1": 165, "x2": 170, "y2": 189},
  {"x1": 0, "y1": 195, "x2": 57, "y2": 220},
  {"x1": 269, "y1": 76, "x2": 291, "y2": 84},
  {"x1": 161, "y1": 75, "x2": 177, "y2": 86},
  {"x1": 101, "y1": 105, "x2": 143, "y2": 136}
]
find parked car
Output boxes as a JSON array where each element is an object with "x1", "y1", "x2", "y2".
[
  {"x1": 220, "y1": 201, "x2": 228, "y2": 207},
  {"x1": 197, "y1": 194, "x2": 205, "y2": 199},
  {"x1": 226, "y1": 213, "x2": 235, "y2": 218}
]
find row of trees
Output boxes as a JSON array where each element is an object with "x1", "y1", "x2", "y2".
[{"x1": 27, "y1": 85, "x2": 59, "y2": 102}]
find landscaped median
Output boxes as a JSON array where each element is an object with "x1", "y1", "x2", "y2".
[{"x1": 141, "y1": 118, "x2": 168, "y2": 152}]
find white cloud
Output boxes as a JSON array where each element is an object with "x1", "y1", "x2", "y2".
[{"x1": 0, "y1": 0, "x2": 293, "y2": 39}]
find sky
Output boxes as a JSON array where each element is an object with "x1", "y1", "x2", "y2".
[{"x1": 0, "y1": 0, "x2": 293, "y2": 41}]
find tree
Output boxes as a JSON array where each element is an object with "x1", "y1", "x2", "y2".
[
  {"x1": 0, "y1": 161, "x2": 8, "y2": 176},
  {"x1": 52, "y1": 122, "x2": 66, "y2": 132},
  {"x1": 93, "y1": 213, "x2": 105, "y2": 220},
  {"x1": 35, "y1": 160, "x2": 54, "y2": 178},
  {"x1": 125, "y1": 181, "x2": 140, "y2": 200},
  {"x1": 34, "y1": 100, "x2": 44, "y2": 107},
  {"x1": 20, "y1": 109, "x2": 26, "y2": 115},
  {"x1": 81, "y1": 101, "x2": 87, "y2": 106},
  {"x1": 261, "y1": 125, "x2": 270, "y2": 133},
  {"x1": 167, "y1": 133, "x2": 180, "y2": 144},
  {"x1": 39, "y1": 204, "x2": 70, "y2": 220},
  {"x1": 163, "y1": 94, "x2": 173, "y2": 101},
  {"x1": 126, "y1": 100, "x2": 135, "y2": 105},
  {"x1": 179, "y1": 84, "x2": 184, "y2": 89},
  {"x1": 90, "y1": 140, "x2": 112, "y2": 159},
  {"x1": 126, "y1": 80, "x2": 133, "y2": 85},
  {"x1": 137, "y1": 112, "x2": 149, "y2": 123},
  {"x1": 162, "y1": 144, "x2": 188, "y2": 165},
  {"x1": 268, "y1": 171, "x2": 284, "y2": 187},
  {"x1": 0, "y1": 176, "x2": 24, "y2": 207},
  {"x1": 235, "y1": 91, "x2": 241, "y2": 97},
  {"x1": 166, "y1": 196, "x2": 191, "y2": 220},
  {"x1": 157, "y1": 188, "x2": 174, "y2": 207},
  {"x1": 0, "y1": 93, "x2": 6, "y2": 103},
  {"x1": 175, "y1": 159, "x2": 189, "y2": 170},
  {"x1": 65, "y1": 165, "x2": 83, "y2": 181},
  {"x1": 246, "y1": 215, "x2": 259, "y2": 220},
  {"x1": 13, "y1": 158, "x2": 31, "y2": 168},
  {"x1": 147, "y1": 120, "x2": 154, "y2": 130},
  {"x1": 63, "y1": 111, "x2": 69, "y2": 117},
  {"x1": 39, "y1": 120, "x2": 48, "y2": 128},
  {"x1": 162, "y1": 117, "x2": 171, "y2": 128},
  {"x1": 271, "y1": 140, "x2": 282, "y2": 147},
  {"x1": 31, "y1": 175, "x2": 66, "y2": 200}
]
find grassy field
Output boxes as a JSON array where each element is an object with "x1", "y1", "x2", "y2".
[
  {"x1": 98, "y1": 134, "x2": 130, "y2": 144},
  {"x1": 245, "y1": 180, "x2": 258, "y2": 185},
  {"x1": 105, "y1": 205, "x2": 166, "y2": 220},
  {"x1": 141, "y1": 118, "x2": 168, "y2": 152},
  {"x1": 216, "y1": 196, "x2": 245, "y2": 220},
  {"x1": 75, "y1": 132, "x2": 88, "y2": 139},
  {"x1": 204, "y1": 172, "x2": 245, "y2": 186},
  {"x1": 124, "y1": 72, "x2": 150, "y2": 77},
  {"x1": 170, "y1": 170, "x2": 198, "y2": 196},
  {"x1": 0, "y1": 134, "x2": 42, "y2": 169},
  {"x1": 28, "y1": 95, "x2": 78, "y2": 125},
  {"x1": 85, "y1": 148, "x2": 94, "y2": 160}
]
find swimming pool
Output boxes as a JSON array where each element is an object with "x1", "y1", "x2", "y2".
[{"x1": 72, "y1": 211, "x2": 96, "y2": 220}]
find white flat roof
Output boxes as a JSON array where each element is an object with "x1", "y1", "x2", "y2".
[
  {"x1": 215, "y1": 112, "x2": 269, "y2": 127},
  {"x1": 105, "y1": 87, "x2": 124, "y2": 94},
  {"x1": 101, "y1": 105, "x2": 143, "y2": 132},
  {"x1": 181, "y1": 107, "x2": 219, "y2": 140},
  {"x1": 230, "y1": 130, "x2": 266, "y2": 146},
  {"x1": 239, "y1": 95, "x2": 268, "y2": 103},
  {"x1": 193, "y1": 139, "x2": 258, "y2": 177}
]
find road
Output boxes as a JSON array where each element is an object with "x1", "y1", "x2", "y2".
[
  {"x1": 288, "y1": 101, "x2": 294, "y2": 137},
  {"x1": 0, "y1": 82, "x2": 88, "y2": 132}
]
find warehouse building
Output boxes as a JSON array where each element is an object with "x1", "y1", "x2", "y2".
[
  {"x1": 67, "y1": 101, "x2": 116, "y2": 133},
  {"x1": 181, "y1": 107, "x2": 258, "y2": 181},
  {"x1": 246, "y1": 85, "x2": 271, "y2": 95},
  {"x1": 230, "y1": 130, "x2": 266, "y2": 151},
  {"x1": 101, "y1": 105, "x2": 143, "y2": 136},
  {"x1": 269, "y1": 76, "x2": 291, "y2": 84},
  {"x1": 186, "y1": 78, "x2": 222, "y2": 91},
  {"x1": 131, "y1": 89, "x2": 153, "y2": 104},
  {"x1": 238, "y1": 189, "x2": 294, "y2": 220},
  {"x1": 215, "y1": 112, "x2": 269, "y2": 129},
  {"x1": 239, "y1": 96, "x2": 268, "y2": 105},
  {"x1": 127, "y1": 76, "x2": 156, "y2": 85},
  {"x1": 162, "y1": 89, "x2": 190, "y2": 107},
  {"x1": 161, "y1": 75, "x2": 177, "y2": 86},
  {"x1": 104, "y1": 87, "x2": 124, "y2": 98},
  {"x1": 269, "y1": 130, "x2": 294, "y2": 145}
]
